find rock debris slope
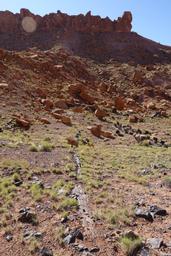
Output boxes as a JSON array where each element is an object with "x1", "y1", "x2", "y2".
[{"x1": 0, "y1": 9, "x2": 171, "y2": 256}]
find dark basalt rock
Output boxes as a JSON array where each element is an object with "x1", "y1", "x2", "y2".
[
  {"x1": 137, "y1": 247, "x2": 150, "y2": 256},
  {"x1": 18, "y1": 207, "x2": 38, "y2": 225},
  {"x1": 135, "y1": 209, "x2": 154, "y2": 222},
  {"x1": 64, "y1": 229, "x2": 84, "y2": 244},
  {"x1": 149, "y1": 205, "x2": 168, "y2": 216},
  {"x1": 40, "y1": 247, "x2": 53, "y2": 256},
  {"x1": 13, "y1": 178, "x2": 23, "y2": 186},
  {"x1": 4, "y1": 233, "x2": 13, "y2": 242},
  {"x1": 135, "y1": 205, "x2": 168, "y2": 222},
  {"x1": 89, "y1": 247, "x2": 100, "y2": 253}
]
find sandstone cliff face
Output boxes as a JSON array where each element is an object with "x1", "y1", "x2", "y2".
[
  {"x1": 0, "y1": 9, "x2": 170, "y2": 64},
  {"x1": 0, "y1": 9, "x2": 132, "y2": 34}
]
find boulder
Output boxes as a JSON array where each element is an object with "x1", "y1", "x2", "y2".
[
  {"x1": 129, "y1": 115, "x2": 139, "y2": 123},
  {"x1": 15, "y1": 117, "x2": 31, "y2": 129},
  {"x1": 41, "y1": 99, "x2": 54, "y2": 110},
  {"x1": 40, "y1": 247, "x2": 53, "y2": 256},
  {"x1": 80, "y1": 90, "x2": 96, "y2": 105},
  {"x1": 38, "y1": 117, "x2": 51, "y2": 124},
  {"x1": 64, "y1": 229, "x2": 84, "y2": 244},
  {"x1": 67, "y1": 137, "x2": 78, "y2": 147},
  {"x1": 51, "y1": 113, "x2": 62, "y2": 120},
  {"x1": 146, "y1": 102, "x2": 156, "y2": 110},
  {"x1": 55, "y1": 99, "x2": 68, "y2": 109},
  {"x1": 61, "y1": 115, "x2": 72, "y2": 126},
  {"x1": 72, "y1": 106, "x2": 85, "y2": 113},
  {"x1": 88, "y1": 125, "x2": 115, "y2": 139},
  {"x1": 101, "y1": 130, "x2": 115, "y2": 139},
  {"x1": 115, "y1": 97, "x2": 126, "y2": 110},
  {"x1": 149, "y1": 205, "x2": 167, "y2": 216},
  {"x1": 18, "y1": 208, "x2": 37, "y2": 225},
  {"x1": 95, "y1": 108, "x2": 107, "y2": 120},
  {"x1": 147, "y1": 238, "x2": 163, "y2": 249},
  {"x1": 88, "y1": 125, "x2": 102, "y2": 138},
  {"x1": 133, "y1": 70, "x2": 144, "y2": 84},
  {"x1": 68, "y1": 84, "x2": 82, "y2": 97},
  {"x1": 135, "y1": 208, "x2": 154, "y2": 222}
]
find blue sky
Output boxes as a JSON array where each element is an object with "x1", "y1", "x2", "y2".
[{"x1": 0, "y1": 0, "x2": 171, "y2": 46}]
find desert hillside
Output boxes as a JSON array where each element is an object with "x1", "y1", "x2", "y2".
[{"x1": 0, "y1": 9, "x2": 171, "y2": 256}]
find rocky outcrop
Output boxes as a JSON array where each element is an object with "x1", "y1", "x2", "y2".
[
  {"x1": 0, "y1": 9, "x2": 132, "y2": 34},
  {"x1": 0, "y1": 9, "x2": 170, "y2": 64}
]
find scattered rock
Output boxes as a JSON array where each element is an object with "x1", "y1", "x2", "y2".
[
  {"x1": 34, "y1": 232, "x2": 43, "y2": 239},
  {"x1": 88, "y1": 125, "x2": 102, "y2": 138},
  {"x1": 88, "y1": 124, "x2": 114, "y2": 139},
  {"x1": 18, "y1": 208, "x2": 38, "y2": 225},
  {"x1": 41, "y1": 99, "x2": 54, "y2": 110},
  {"x1": 40, "y1": 247, "x2": 53, "y2": 256},
  {"x1": 72, "y1": 106, "x2": 85, "y2": 113},
  {"x1": 115, "y1": 97, "x2": 126, "y2": 110},
  {"x1": 4, "y1": 233, "x2": 13, "y2": 242},
  {"x1": 137, "y1": 247, "x2": 150, "y2": 256},
  {"x1": 55, "y1": 99, "x2": 68, "y2": 109},
  {"x1": 51, "y1": 113, "x2": 62, "y2": 120},
  {"x1": 151, "y1": 110, "x2": 168, "y2": 118},
  {"x1": 89, "y1": 247, "x2": 100, "y2": 253},
  {"x1": 149, "y1": 205, "x2": 168, "y2": 216},
  {"x1": 80, "y1": 90, "x2": 96, "y2": 105},
  {"x1": 146, "y1": 102, "x2": 156, "y2": 110},
  {"x1": 61, "y1": 115, "x2": 72, "y2": 126},
  {"x1": 134, "y1": 134, "x2": 150, "y2": 143},
  {"x1": 133, "y1": 70, "x2": 144, "y2": 84},
  {"x1": 147, "y1": 238, "x2": 163, "y2": 249},
  {"x1": 100, "y1": 130, "x2": 115, "y2": 139},
  {"x1": 95, "y1": 108, "x2": 107, "y2": 120},
  {"x1": 135, "y1": 205, "x2": 167, "y2": 222},
  {"x1": 67, "y1": 137, "x2": 78, "y2": 147},
  {"x1": 138, "y1": 169, "x2": 151, "y2": 176},
  {"x1": 82, "y1": 138, "x2": 90, "y2": 145},
  {"x1": 75, "y1": 244, "x2": 89, "y2": 252},
  {"x1": 64, "y1": 229, "x2": 84, "y2": 244},
  {"x1": 38, "y1": 117, "x2": 51, "y2": 124},
  {"x1": 15, "y1": 117, "x2": 31, "y2": 129},
  {"x1": 116, "y1": 129, "x2": 124, "y2": 137},
  {"x1": 61, "y1": 216, "x2": 69, "y2": 224},
  {"x1": 135, "y1": 208, "x2": 154, "y2": 222},
  {"x1": 129, "y1": 115, "x2": 139, "y2": 123},
  {"x1": 13, "y1": 178, "x2": 23, "y2": 186}
]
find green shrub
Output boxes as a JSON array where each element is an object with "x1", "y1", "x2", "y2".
[
  {"x1": 120, "y1": 235, "x2": 142, "y2": 256},
  {"x1": 39, "y1": 141, "x2": 54, "y2": 152},
  {"x1": 59, "y1": 197, "x2": 78, "y2": 211},
  {"x1": 30, "y1": 183, "x2": 43, "y2": 201},
  {"x1": 163, "y1": 176, "x2": 171, "y2": 188},
  {"x1": 29, "y1": 143, "x2": 39, "y2": 152}
]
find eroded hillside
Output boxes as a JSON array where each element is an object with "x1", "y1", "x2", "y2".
[{"x1": 0, "y1": 10, "x2": 171, "y2": 256}]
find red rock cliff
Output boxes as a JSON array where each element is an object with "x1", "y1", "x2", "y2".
[{"x1": 0, "y1": 9, "x2": 132, "y2": 34}]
